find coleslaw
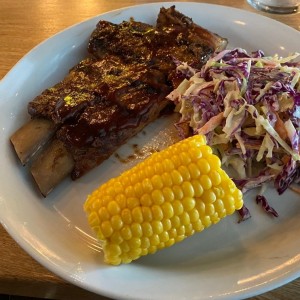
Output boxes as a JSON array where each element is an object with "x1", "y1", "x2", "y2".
[{"x1": 167, "y1": 48, "x2": 300, "y2": 219}]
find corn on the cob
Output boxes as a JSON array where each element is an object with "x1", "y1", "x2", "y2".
[{"x1": 84, "y1": 135, "x2": 243, "y2": 265}]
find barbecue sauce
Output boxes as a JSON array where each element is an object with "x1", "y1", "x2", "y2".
[{"x1": 26, "y1": 6, "x2": 227, "y2": 179}]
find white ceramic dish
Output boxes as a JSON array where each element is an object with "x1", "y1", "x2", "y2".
[{"x1": 1, "y1": 2, "x2": 300, "y2": 300}]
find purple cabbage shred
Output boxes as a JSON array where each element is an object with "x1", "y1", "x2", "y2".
[{"x1": 256, "y1": 195, "x2": 279, "y2": 217}]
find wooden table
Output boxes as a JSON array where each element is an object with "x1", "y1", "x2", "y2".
[{"x1": 0, "y1": 0, "x2": 299, "y2": 299}]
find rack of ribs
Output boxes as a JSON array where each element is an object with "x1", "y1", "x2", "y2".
[{"x1": 10, "y1": 6, "x2": 227, "y2": 196}]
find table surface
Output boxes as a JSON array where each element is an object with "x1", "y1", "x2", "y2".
[{"x1": 1, "y1": 0, "x2": 300, "y2": 299}]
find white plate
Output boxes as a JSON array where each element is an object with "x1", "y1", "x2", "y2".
[{"x1": 1, "y1": 2, "x2": 300, "y2": 300}]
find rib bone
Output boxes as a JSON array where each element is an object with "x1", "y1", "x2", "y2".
[
  {"x1": 10, "y1": 119, "x2": 56, "y2": 165},
  {"x1": 30, "y1": 139, "x2": 74, "y2": 197}
]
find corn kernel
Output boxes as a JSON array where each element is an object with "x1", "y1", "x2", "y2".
[
  {"x1": 196, "y1": 200, "x2": 205, "y2": 216},
  {"x1": 182, "y1": 181, "x2": 195, "y2": 197},
  {"x1": 141, "y1": 207, "x2": 153, "y2": 222},
  {"x1": 127, "y1": 197, "x2": 140, "y2": 209},
  {"x1": 170, "y1": 215, "x2": 180, "y2": 228},
  {"x1": 197, "y1": 158, "x2": 211, "y2": 174},
  {"x1": 185, "y1": 223, "x2": 194, "y2": 236},
  {"x1": 107, "y1": 201, "x2": 120, "y2": 216},
  {"x1": 192, "y1": 179, "x2": 204, "y2": 197},
  {"x1": 106, "y1": 186, "x2": 116, "y2": 197},
  {"x1": 120, "y1": 176, "x2": 130, "y2": 188},
  {"x1": 161, "y1": 202, "x2": 174, "y2": 219},
  {"x1": 215, "y1": 198, "x2": 225, "y2": 212},
  {"x1": 98, "y1": 207, "x2": 110, "y2": 221},
  {"x1": 173, "y1": 185, "x2": 184, "y2": 200},
  {"x1": 179, "y1": 152, "x2": 192, "y2": 165},
  {"x1": 159, "y1": 231, "x2": 169, "y2": 243},
  {"x1": 148, "y1": 246, "x2": 157, "y2": 254},
  {"x1": 90, "y1": 199, "x2": 101, "y2": 211},
  {"x1": 211, "y1": 212, "x2": 220, "y2": 224},
  {"x1": 202, "y1": 216, "x2": 212, "y2": 227},
  {"x1": 120, "y1": 240, "x2": 130, "y2": 253},
  {"x1": 171, "y1": 170, "x2": 183, "y2": 185},
  {"x1": 162, "y1": 187, "x2": 175, "y2": 202},
  {"x1": 141, "y1": 237, "x2": 150, "y2": 249},
  {"x1": 224, "y1": 195, "x2": 235, "y2": 211},
  {"x1": 200, "y1": 174, "x2": 212, "y2": 190},
  {"x1": 111, "y1": 215, "x2": 123, "y2": 231},
  {"x1": 144, "y1": 166, "x2": 154, "y2": 178},
  {"x1": 132, "y1": 207, "x2": 143, "y2": 223},
  {"x1": 192, "y1": 134, "x2": 206, "y2": 146},
  {"x1": 178, "y1": 165, "x2": 191, "y2": 181},
  {"x1": 121, "y1": 209, "x2": 132, "y2": 225},
  {"x1": 102, "y1": 195, "x2": 113, "y2": 206},
  {"x1": 150, "y1": 234, "x2": 160, "y2": 246},
  {"x1": 180, "y1": 212, "x2": 190, "y2": 226},
  {"x1": 161, "y1": 172, "x2": 173, "y2": 187},
  {"x1": 169, "y1": 228, "x2": 177, "y2": 239},
  {"x1": 95, "y1": 227, "x2": 105, "y2": 240},
  {"x1": 124, "y1": 186, "x2": 135, "y2": 198},
  {"x1": 226, "y1": 204, "x2": 236, "y2": 215},
  {"x1": 130, "y1": 173, "x2": 139, "y2": 185},
  {"x1": 171, "y1": 154, "x2": 181, "y2": 168},
  {"x1": 141, "y1": 222, "x2": 153, "y2": 237},
  {"x1": 212, "y1": 186, "x2": 223, "y2": 198},
  {"x1": 162, "y1": 218, "x2": 172, "y2": 231},
  {"x1": 189, "y1": 208, "x2": 199, "y2": 222},
  {"x1": 182, "y1": 197, "x2": 196, "y2": 211},
  {"x1": 202, "y1": 190, "x2": 216, "y2": 203},
  {"x1": 110, "y1": 232, "x2": 123, "y2": 244},
  {"x1": 188, "y1": 147, "x2": 203, "y2": 161},
  {"x1": 152, "y1": 205, "x2": 164, "y2": 220},
  {"x1": 209, "y1": 170, "x2": 222, "y2": 186},
  {"x1": 84, "y1": 135, "x2": 243, "y2": 265},
  {"x1": 134, "y1": 182, "x2": 144, "y2": 198},
  {"x1": 193, "y1": 219, "x2": 204, "y2": 232},
  {"x1": 116, "y1": 194, "x2": 126, "y2": 209},
  {"x1": 105, "y1": 243, "x2": 121, "y2": 257},
  {"x1": 177, "y1": 225, "x2": 185, "y2": 236},
  {"x1": 165, "y1": 238, "x2": 175, "y2": 247},
  {"x1": 151, "y1": 189, "x2": 165, "y2": 205},
  {"x1": 113, "y1": 182, "x2": 124, "y2": 194},
  {"x1": 217, "y1": 209, "x2": 227, "y2": 218},
  {"x1": 152, "y1": 220, "x2": 164, "y2": 234},
  {"x1": 207, "y1": 154, "x2": 221, "y2": 169},
  {"x1": 121, "y1": 225, "x2": 132, "y2": 240},
  {"x1": 142, "y1": 178, "x2": 153, "y2": 194},
  {"x1": 201, "y1": 145, "x2": 213, "y2": 157},
  {"x1": 173, "y1": 200, "x2": 184, "y2": 215},
  {"x1": 175, "y1": 235, "x2": 185, "y2": 243},
  {"x1": 188, "y1": 162, "x2": 201, "y2": 179},
  {"x1": 162, "y1": 159, "x2": 175, "y2": 172},
  {"x1": 140, "y1": 194, "x2": 152, "y2": 207},
  {"x1": 131, "y1": 223, "x2": 143, "y2": 238},
  {"x1": 151, "y1": 175, "x2": 164, "y2": 189},
  {"x1": 88, "y1": 211, "x2": 100, "y2": 227},
  {"x1": 128, "y1": 237, "x2": 142, "y2": 249},
  {"x1": 101, "y1": 221, "x2": 113, "y2": 238},
  {"x1": 153, "y1": 162, "x2": 163, "y2": 174},
  {"x1": 205, "y1": 203, "x2": 215, "y2": 215}
]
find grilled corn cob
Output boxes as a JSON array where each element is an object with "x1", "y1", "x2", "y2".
[{"x1": 84, "y1": 135, "x2": 243, "y2": 265}]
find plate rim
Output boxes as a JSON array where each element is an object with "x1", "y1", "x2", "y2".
[{"x1": 1, "y1": 2, "x2": 300, "y2": 300}]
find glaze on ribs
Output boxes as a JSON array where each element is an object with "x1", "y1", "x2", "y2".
[{"x1": 11, "y1": 6, "x2": 227, "y2": 196}]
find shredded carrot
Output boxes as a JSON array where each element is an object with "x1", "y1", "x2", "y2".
[
  {"x1": 198, "y1": 112, "x2": 224, "y2": 135},
  {"x1": 274, "y1": 112, "x2": 288, "y2": 141}
]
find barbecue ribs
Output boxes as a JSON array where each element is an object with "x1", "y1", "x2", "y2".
[{"x1": 10, "y1": 6, "x2": 227, "y2": 196}]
